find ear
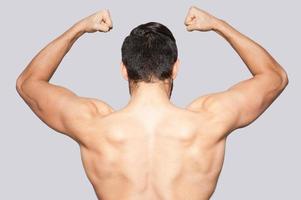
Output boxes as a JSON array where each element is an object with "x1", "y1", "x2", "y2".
[
  {"x1": 172, "y1": 59, "x2": 180, "y2": 80},
  {"x1": 120, "y1": 62, "x2": 128, "y2": 81}
]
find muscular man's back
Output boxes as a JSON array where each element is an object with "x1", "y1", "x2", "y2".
[
  {"x1": 80, "y1": 105, "x2": 226, "y2": 200},
  {"x1": 16, "y1": 5, "x2": 288, "y2": 200}
]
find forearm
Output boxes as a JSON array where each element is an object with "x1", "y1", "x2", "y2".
[
  {"x1": 213, "y1": 19, "x2": 287, "y2": 80},
  {"x1": 17, "y1": 22, "x2": 85, "y2": 83}
]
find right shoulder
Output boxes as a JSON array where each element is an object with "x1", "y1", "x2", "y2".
[{"x1": 186, "y1": 94, "x2": 238, "y2": 139}]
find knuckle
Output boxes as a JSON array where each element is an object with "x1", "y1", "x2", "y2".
[{"x1": 190, "y1": 6, "x2": 197, "y2": 11}]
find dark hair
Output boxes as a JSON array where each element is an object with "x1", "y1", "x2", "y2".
[{"x1": 121, "y1": 22, "x2": 178, "y2": 83}]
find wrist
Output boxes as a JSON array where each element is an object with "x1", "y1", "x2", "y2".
[
  {"x1": 60, "y1": 22, "x2": 86, "y2": 45},
  {"x1": 211, "y1": 18, "x2": 223, "y2": 31},
  {"x1": 73, "y1": 20, "x2": 87, "y2": 35}
]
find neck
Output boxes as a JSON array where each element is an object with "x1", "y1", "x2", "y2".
[{"x1": 126, "y1": 79, "x2": 174, "y2": 108}]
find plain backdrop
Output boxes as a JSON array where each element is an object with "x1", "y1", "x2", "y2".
[{"x1": 0, "y1": 0, "x2": 300, "y2": 199}]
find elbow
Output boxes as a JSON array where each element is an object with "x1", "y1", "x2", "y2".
[
  {"x1": 262, "y1": 67, "x2": 289, "y2": 91},
  {"x1": 278, "y1": 69, "x2": 289, "y2": 89},
  {"x1": 16, "y1": 76, "x2": 23, "y2": 95},
  {"x1": 16, "y1": 75, "x2": 27, "y2": 96},
  {"x1": 269, "y1": 64, "x2": 289, "y2": 89}
]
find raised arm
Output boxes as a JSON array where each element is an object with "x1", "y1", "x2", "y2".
[
  {"x1": 16, "y1": 9, "x2": 114, "y2": 144},
  {"x1": 185, "y1": 6, "x2": 289, "y2": 137}
]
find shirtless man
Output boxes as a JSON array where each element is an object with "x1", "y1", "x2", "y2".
[{"x1": 16, "y1": 6, "x2": 288, "y2": 200}]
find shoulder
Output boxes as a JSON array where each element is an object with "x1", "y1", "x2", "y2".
[
  {"x1": 65, "y1": 98, "x2": 114, "y2": 134},
  {"x1": 186, "y1": 93, "x2": 237, "y2": 124},
  {"x1": 185, "y1": 95, "x2": 237, "y2": 139},
  {"x1": 87, "y1": 98, "x2": 115, "y2": 117}
]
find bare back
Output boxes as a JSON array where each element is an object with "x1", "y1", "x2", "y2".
[
  {"x1": 15, "y1": 4, "x2": 289, "y2": 200},
  {"x1": 79, "y1": 104, "x2": 228, "y2": 200}
]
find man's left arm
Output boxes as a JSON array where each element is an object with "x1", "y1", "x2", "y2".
[{"x1": 16, "y1": 9, "x2": 114, "y2": 144}]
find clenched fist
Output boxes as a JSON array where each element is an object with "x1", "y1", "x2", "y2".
[
  {"x1": 184, "y1": 6, "x2": 219, "y2": 32},
  {"x1": 77, "y1": 9, "x2": 113, "y2": 33}
]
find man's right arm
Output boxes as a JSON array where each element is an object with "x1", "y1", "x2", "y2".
[{"x1": 185, "y1": 6, "x2": 289, "y2": 136}]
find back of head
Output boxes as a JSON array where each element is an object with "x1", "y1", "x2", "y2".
[{"x1": 121, "y1": 22, "x2": 178, "y2": 84}]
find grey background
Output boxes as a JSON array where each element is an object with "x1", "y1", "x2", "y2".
[{"x1": 0, "y1": 0, "x2": 300, "y2": 199}]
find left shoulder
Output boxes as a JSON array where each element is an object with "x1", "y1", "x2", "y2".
[
  {"x1": 63, "y1": 97, "x2": 114, "y2": 145},
  {"x1": 88, "y1": 98, "x2": 115, "y2": 116}
]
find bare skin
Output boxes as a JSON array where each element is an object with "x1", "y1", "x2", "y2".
[{"x1": 16, "y1": 6, "x2": 288, "y2": 200}]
